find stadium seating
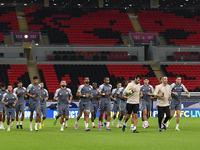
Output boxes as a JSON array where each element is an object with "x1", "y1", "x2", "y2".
[
  {"x1": 0, "y1": 64, "x2": 30, "y2": 88},
  {"x1": 25, "y1": 7, "x2": 134, "y2": 45},
  {"x1": 137, "y1": 9, "x2": 200, "y2": 46},
  {"x1": 45, "y1": 51, "x2": 137, "y2": 61},
  {"x1": 161, "y1": 64, "x2": 200, "y2": 92},
  {"x1": 37, "y1": 64, "x2": 158, "y2": 100},
  {"x1": 0, "y1": 7, "x2": 19, "y2": 44},
  {"x1": 167, "y1": 51, "x2": 200, "y2": 61}
]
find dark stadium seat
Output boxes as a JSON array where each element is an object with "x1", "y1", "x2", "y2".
[
  {"x1": 54, "y1": 55, "x2": 61, "y2": 61},
  {"x1": 62, "y1": 55, "x2": 69, "y2": 61},
  {"x1": 130, "y1": 55, "x2": 138, "y2": 61},
  {"x1": 137, "y1": 9, "x2": 200, "y2": 46},
  {"x1": 93, "y1": 55, "x2": 100, "y2": 61},
  {"x1": 70, "y1": 55, "x2": 77, "y2": 61},
  {"x1": 25, "y1": 7, "x2": 135, "y2": 45},
  {"x1": 38, "y1": 64, "x2": 157, "y2": 100},
  {"x1": 167, "y1": 55, "x2": 175, "y2": 61},
  {"x1": 161, "y1": 64, "x2": 200, "y2": 92}
]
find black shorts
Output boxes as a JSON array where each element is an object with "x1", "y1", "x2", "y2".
[{"x1": 126, "y1": 103, "x2": 139, "y2": 114}]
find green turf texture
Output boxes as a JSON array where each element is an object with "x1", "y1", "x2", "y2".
[{"x1": 1, "y1": 117, "x2": 200, "y2": 150}]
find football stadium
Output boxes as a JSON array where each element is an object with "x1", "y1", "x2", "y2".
[{"x1": 0, "y1": 0, "x2": 200, "y2": 149}]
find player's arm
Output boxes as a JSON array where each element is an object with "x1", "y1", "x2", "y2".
[
  {"x1": 14, "y1": 88, "x2": 19, "y2": 95},
  {"x1": 97, "y1": 85, "x2": 109, "y2": 96},
  {"x1": 89, "y1": 86, "x2": 93, "y2": 99},
  {"x1": 53, "y1": 89, "x2": 59, "y2": 100},
  {"x1": 23, "y1": 87, "x2": 27, "y2": 98},
  {"x1": 76, "y1": 85, "x2": 89, "y2": 98},
  {"x1": 68, "y1": 89, "x2": 73, "y2": 104},
  {"x1": 124, "y1": 83, "x2": 136, "y2": 95},
  {"x1": 1, "y1": 93, "x2": 8, "y2": 105},
  {"x1": 44, "y1": 89, "x2": 49, "y2": 101},
  {"x1": 13, "y1": 94, "x2": 18, "y2": 107},
  {"x1": 121, "y1": 94, "x2": 128, "y2": 100},
  {"x1": 110, "y1": 89, "x2": 116, "y2": 101},
  {"x1": 26, "y1": 84, "x2": 36, "y2": 98},
  {"x1": 153, "y1": 85, "x2": 163, "y2": 97},
  {"x1": 148, "y1": 85, "x2": 154, "y2": 96},
  {"x1": 182, "y1": 84, "x2": 190, "y2": 98},
  {"x1": 169, "y1": 88, "x2": 172, "y2": 100}
]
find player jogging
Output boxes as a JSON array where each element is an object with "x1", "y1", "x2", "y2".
[
  {"x1": 122, "y1": 75, "x2": 142, "y2": 133},
  {"x1": 140, "y1": 77, "x2": 154, "y2": 128},
  {"x1": 39, "y1": 82, "x2": 49, "y2": 129},
  {"x1": 26, "y1": 76, "x2": 41, "y2": 131},
  {"x1": 54, "y1": 80, "x2": 72, "y2": 131},
  {"x1": 98, "y1": 77, "x2": 112, "y2": 131},
  {"x1": 167, "y1": 76, "x2": 190, "y2": 131},
  {"x1": 90, "y1": 83, "x2": 99, "y2": 128},
  {"x1": 117, "y1": 80, "x2": 128, "y2": 128},
  {"x1": 75, "y1": 77, "x2": 93, "y2": 131},
  {"x1": 110, "y1": 82, "x2": 121, "y2": 126},
  {"x1": 1, "y1": 85, "x2": 18, "y2": 131},
  {"x1": 13, "y1": 81, "x2": 27, "y2": 129},
  {"x1": 153, "y1": 76, "x2": 172, "y2": 132},
  {"x1": 0, "y1": 83, "x2": 7, "y2": 129}
]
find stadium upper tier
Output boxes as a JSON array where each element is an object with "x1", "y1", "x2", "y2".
[
  {"x1": 137, "y1": 9, "x2": 200, "y2": 46},
  {"x1": 25, "y1": 7, "x2": 134, "y2": 45},
  {"x1": 0, "y1": 7, "x2": 19, "y2": 44}
]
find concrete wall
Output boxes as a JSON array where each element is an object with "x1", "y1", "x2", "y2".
[
  {"x1": 32, "y1": 45, "x2": 145, "y2": 61},
  {"x1": 0, "y1": 58, "x2": 27, "y2": 64},
  {"x1": 0, "y1": 46, "x2": 24, "y2": 53}
]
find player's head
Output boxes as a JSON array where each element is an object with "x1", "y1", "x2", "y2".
[
  {"x1": 129, "y1": 77, "x2": 135, "y2": 82},
  {"x1": 116, "y1": 82, "x2": 121, "y2": 89},
  {"x1": 84, "y1": 77, "x2": 90, "y2": 84},
  {"x1": 160, "y1": 77, "x2": 162, "y2": 83},
  {"x1": 92, "y1": 82, "x2": 97, "y2": 89},
  {"x1": 7, "y1": 85, "x2": 13, "y2": 92},
  {"x1": 144, "y1": 77, "x2": 149, "y2": 85},
  {"x1": 33, "y1": 76, "x2": 38, "y2": 84},
  {"x1": 104, "y1": 77, "x2": 110, "y2": 85},
  {"x1": 60, "y1": 80, "x2": 67, "y2": 88},
  {"x1": 17, "y1": 80, "x2": 22, "y2": 88},
  {"x1": 162, "y1": 76, "x2": 168, "y2": 84},
  {"x1": 122, "y1": 80, "x2": 128, "y2": 87},
  {"x1": 176, "y1": 76, "x2": 182, "y2": 85},
  {"x1": 1, "y1": 83, "x2": 6, "y2": 90},
  {"x1": 40, "y1": 82, "x2": 44, "y2": 89},
  {"x1": 135, "y1": 75, "x2": 142, "y2": 84}
]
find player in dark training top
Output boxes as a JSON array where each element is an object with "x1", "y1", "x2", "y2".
[{"x1": 13, "y1": 81, "x2": 27, "y2": 129}]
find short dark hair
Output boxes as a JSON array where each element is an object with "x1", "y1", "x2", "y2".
[
  {"x1": 1, "y1": 83, "x2": 6, "y2": 87},
  {"x1": 135, "y1": 74, "x2": 142, "y2": 79},
  {"x1": 122, "y1": 80, "x2": 127, "y2": 86},
  {"x1": 104, "y1": 77, "x2": 109, "y2": 80},
  {"x1": 17, "y1": 80, "x2": 22, "y2": 84},
  {"x1": 144, "y1": 77, "x2": 149, "y2": 80},
  {"x1": 160, "y1": 77, "x2": 162, "y2": 80},
  {"x1": 40, "y1": 81, "x2": 44, "y2": 84},
  {"x1": 7, "y1": 85, "x2": 12, "y2": 88},
  {"x1": 33, "y1": 76, "x2": 38, "y2": 79},
  {"x1": 176, "y1": 76, "x2": 181, "y2": 79},
  {"x1": 162, "y1": 76, "x2": 167, "y2": 79},
  {"x1": 83, "y1": 77, "x2": 89, "y2": 80},
  {"x1": 116, "y1": 81, "x2": 121, "y2": 85},
  {"x1": 92, "y1": 82, "x2": 97, "y2": 85}
]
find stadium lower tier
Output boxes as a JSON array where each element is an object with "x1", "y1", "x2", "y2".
[
  {"x1": 161, "y1": 64, "x2": 200, "y2": 92},
  {"x1": 37, "y1": 64, "x2": 158, "y2": 100}
]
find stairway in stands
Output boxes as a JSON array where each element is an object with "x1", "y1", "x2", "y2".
[
  {"x1": 128, "y1": 13, "x2": 143, "y2": 32},
  {"x1": 150, "y1": 60, "x2": 164, "y2": 81},
  {"x1": 27, "y1": 60, "x2": 41, "y2": 83},
  {"x1": 17, "y1": 12, "x2": 29, "y2": 32}
]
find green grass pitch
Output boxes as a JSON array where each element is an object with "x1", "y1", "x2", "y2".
[{"x1": 1, "y1": 117, "x2": 200, "y2": 150}]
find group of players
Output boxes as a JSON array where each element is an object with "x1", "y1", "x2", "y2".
[{"x1": 0, "y1": 74, "x2": 190, "y2": 132}]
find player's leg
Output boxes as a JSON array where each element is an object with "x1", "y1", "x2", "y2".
[
  {"x1": 15, "y1": 104, "x2": 20, "y2": 129},
  {"x1": 98, "y1": 101, "x2": 104, "y2": 130},
  {"x1": 60, "y1": 114, "x2": 64, "y2": 131},
  {"x1": 30, "y1": 110, "x2": 34, "y2": 131},
  {"x1": 105, "y1": 101, "x2": 111, "y2": 130},
  {"x1": 20, "y1": 110, "x2": 25, "y2": 129},
  {"x1": 2, "y1": 107, "x2": 6, "y2": 129},
  {"x1": 162, "y1": 106, "x2": 170, "y2": 130},
  {"x1": 142, "y1": 109, "x2": 148, "y2": 128},
  {"x1": 157, "y1": 106, "x2": 164, "y2": 132},
  {"x1": 54, "y1": 106, "x2": 61, "y2": 126},
  {"x1": 34, "y1": 108, "x2": 40, "y2": 131},
  {"x1": 130, "y1": 112, "x2": 134, "y2": 130},
  {"x1": 7, "y1": 112, "x2": 10, "y2": 131},
  {"x1": 75, "y1": 102, "x2": 83, "y2": 130},
  {"x1": 166, "y1": 101, "x2": 175, "y2": 127},
  {"x1": 39, "y1": 112, "x2": 42, "y2": 129},
  {"x1": 9, "y1": 109, "x2": 15, "y2": 131},
  {"x1": 122, "y1": 103, "x2": 132, "y2": 132},
  {"x1": 91, "y1": 103, "x2": 95, "y2": 128},
  {"x1": 84, "y1": 109, "x2": 90, "y2": 131},
  {"x1": 175, "y1": 103, "x2": 181, "y2": 131},
  {"x1": 64, "y1": 106, "x2": 69, "y2": 128},
  {"x1": 112, "y1": 103, "x2": 117, "y2": 126},
  {"x1": 0, "y1": 111, "x2": 2, "y2": 129},
  {"x1": 132, "y1": 104, "x2": 139, "y2": 133}
]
